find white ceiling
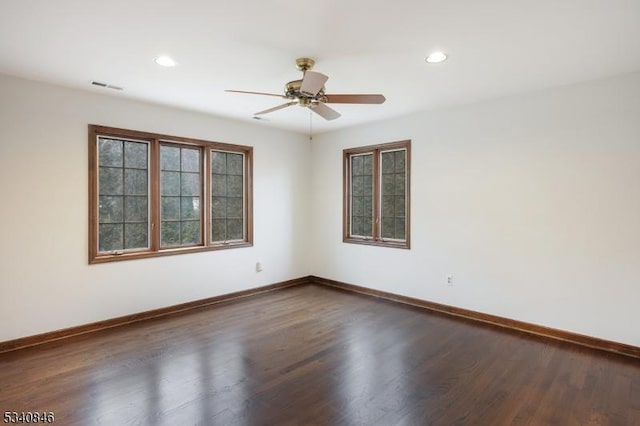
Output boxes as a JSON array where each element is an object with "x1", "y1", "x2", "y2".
[{"x1": 1, "y1": 0, "x2": 640, "y2": 135}]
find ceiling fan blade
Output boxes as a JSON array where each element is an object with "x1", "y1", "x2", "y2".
[
  {"x1": 300, "y1": 71, "x2": 329, "y2": 97},
  {"x1": 323, "y1": 94, "x2": 386, "y2": 104},
  {"x1": 310, "y1": 102, "x2": 341, "y2": 121},
  {"x1": 254, "y1": 101, "x2": 297, "y2": 115},
  {"x1": 225, "y1": 90, "x2": 286, "y2": 98}
]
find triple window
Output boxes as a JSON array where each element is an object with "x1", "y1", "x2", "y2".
[
  {"x1": 89, "y1": 125, "x2": 252, "y2": 263},
  {"x1": 343, "y1": 140, "x2": 411, "y2": 249}
]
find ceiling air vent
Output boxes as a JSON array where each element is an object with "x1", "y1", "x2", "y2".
[{"x1": 91, "y1": 81, "x2": 123, "y2": 91}]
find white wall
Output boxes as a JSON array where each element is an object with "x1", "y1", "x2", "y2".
[
  {"x1": 2, "y1": 71, "x2": 640, "y2": 348},
  {"x1": 0, "y1": 74, "x2": 311, "y2": 342},
  {"x1": 310, "y1": 72, "x2": 640, "y2": 347}
]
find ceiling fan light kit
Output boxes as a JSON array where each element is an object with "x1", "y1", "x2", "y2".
[{"x1": 225, "y1": 58, "x2": 386, "y2": 121}]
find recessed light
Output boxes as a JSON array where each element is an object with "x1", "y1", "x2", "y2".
[
  {"x1": 425, "y1": 51, "x2": 447, "y2": 63},
  {"x1": 154, "y1": 56, "x2": 177, "y2": 67}
]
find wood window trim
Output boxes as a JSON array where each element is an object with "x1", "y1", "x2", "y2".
[
  {"x1": 343, "y1": 140, "x2": 411, "y2": 249},
  {"x1": 89, "y1": 125, "x2": 253, "y2": 264}
]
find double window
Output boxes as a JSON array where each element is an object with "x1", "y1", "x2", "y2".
[
  {"x1": 89, "y1": 125, "x2": 253, "y2": 263},
  {"x1": 343, "y1": 140, "x2": 410, "y2": 249}
]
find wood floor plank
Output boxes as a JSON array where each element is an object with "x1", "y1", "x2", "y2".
[{"x1": 1, "y1": 284, "x2": 639, "y2": 425}]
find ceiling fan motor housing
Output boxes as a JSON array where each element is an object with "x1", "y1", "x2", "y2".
[
  {"x1": 285, "y1": 79, "x2": 326, "y2": 103},
  {"x1": 285, "y1": 80, "x2": 302, "y2": 97}
]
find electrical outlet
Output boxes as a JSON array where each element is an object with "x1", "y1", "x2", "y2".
[
  {"x1": 256, "y1": 261, "x2": 263, "y2": 272},
  {"x1": 447, "y1": 275, "x2": 453, "y2": 286}
]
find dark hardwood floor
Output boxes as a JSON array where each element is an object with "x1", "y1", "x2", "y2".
[{"x1": 1, "y1": 284, "x2": 638, "y2": 425}]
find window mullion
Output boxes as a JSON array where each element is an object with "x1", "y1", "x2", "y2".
[
  {"x1": 149, "y1": 139, "x2": 160, "y2": 252},
  {"x1": 245, "y1": 151, "x2": 253, "y2": 243},
  {"x1": 203, "y1": 148, "x2": 211, "y2": 247},
  {"x1": 373, "y1": 148, "x2": 381, "y2": 241}
]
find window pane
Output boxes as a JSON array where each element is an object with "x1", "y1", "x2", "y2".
[
  {"x1": 181, "y1": 148, "x2": 200, "y2": 173},
  {"x1": 211, "y1": 151, "x2": 226, "y2": 174},
  {"x1": 181, "y1": 221, "x2": 201, "y2": 244},
  {"x1": 161, "y1": 171, "x2": 180, "y2": 196},
  {"x1": 161, "y1": 197, "x2": 180, "y2": 221},
  {"x1": 380, "y1": 149, "x2": 406, "y2": 241},
  {"x1": 99, "y1": 139, "x2": 123, "y2": 167},
  {"x1": 382, "y1": 174, "x2": 394, "y2": 195},
  {"x1": 124, "y1": 169, "x2": 147, "y2": 195},
  {"x1": 382, "y1": 195, "x2": 395, "y2": 217},
  {"x1": 99, "y1": 167, "x2": 123, "y2": 195},
  {"x1": 124, "y1": 141, "x2": 147, "y2": 169},
  {"x1": 160, "y1": 145, "x2": 202, "y2": 247},
  {"x1": 381, "y1": 151, "x2": 395, "y2": 173},
  {"x1": 363, "y1": 196, "x2": 373, "y2": 217},
  {"x1": 227, "y1": 154, "x2": 243, "y2": 175},
  {"x1": 364, "y1": 216, "x2": 373, "y2": 235},
  {"x1": 352, "y1": 156, "x2": 363, "y2": 175},
  {"x1": 227, "y1": 197, "x2": 243, "y2": 219},
  {"x1": 99, "y1": 223, "x2": 123, "y2": 251},
  {"x1": 227, "y1": 175, "x2": 243, "y2": 197},
  {"x1": 363, "y1": 174, "x2": 373, "y2": 196},
  {"x1": 124, "y1": 196, "x2": 148, "y2": 222},
  {"x1": 395, "y1": 174, "x2": 405, "y2": 196},
  {"x1": 395, "y1": 150, "x2": 406, "y2": 173},
  {"x1": 352, "y1": 196, "x2": 364, "y2": 216},
  {"x1": 99, "y1": 196, "x2": 123, "y2": 223},
  {"x1": 212, "y1": 219, "x2": 226, "y2": 242},
  {"x1": 352, "y1": 216, "x2": 363, "y2": 236},
  {"x1": 181, "y1": 196, "x2": 201, "y2": 220},
  {"x1": 395, "y1": 218, "x2": 406, "y2": 240},
  {"x1": 363, "y1": 155, "x2": 373, "y2": 175},
  {"x1": 161, "y1": 221, "x2": 180, "y2": 246},
  {"x1": 227, "y1": 219, "x2": 243, "y2": 240},
  {"x1": 395, "y1": 195, "x2": 406, "y2": 217},
  {"x1": 181, "y1": 173, "x2": 200, "y2": 196},
  {"x1": 97, "y1": 137, "x2": 149, "y2": 252},
  {"x1": 352, "y1": 176, "x2": 363, "y2": 196},
  {"x1": 212, "y1": 197, "x2": 226, "y2": 219},
  {"x1": 211, "y1": 151, "x2": 245, "y2": 243},
  {"x1": 381, "y1": 218, "x2": 395, "y2": 239},
  {"x1": 124, "y1": 223, "x2": 148, "y2": 249},
  {"x1": 161, "y1": 146, "x2": 180, "y2": 171},
  {"x1": 212, "y1": 174, "x2": 227, "y2": 196}
]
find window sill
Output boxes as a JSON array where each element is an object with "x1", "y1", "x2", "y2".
[
  {"x1": 89, "y1": 242, "x2": 253, "y2": 264},
  {"x1": 343, "y1": 237, "x2": 410, "y2": 250}
]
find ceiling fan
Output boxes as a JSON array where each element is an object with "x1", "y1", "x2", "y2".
[{"x1": 225, "y1": 58, "x2": 386, "y2": 121}]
